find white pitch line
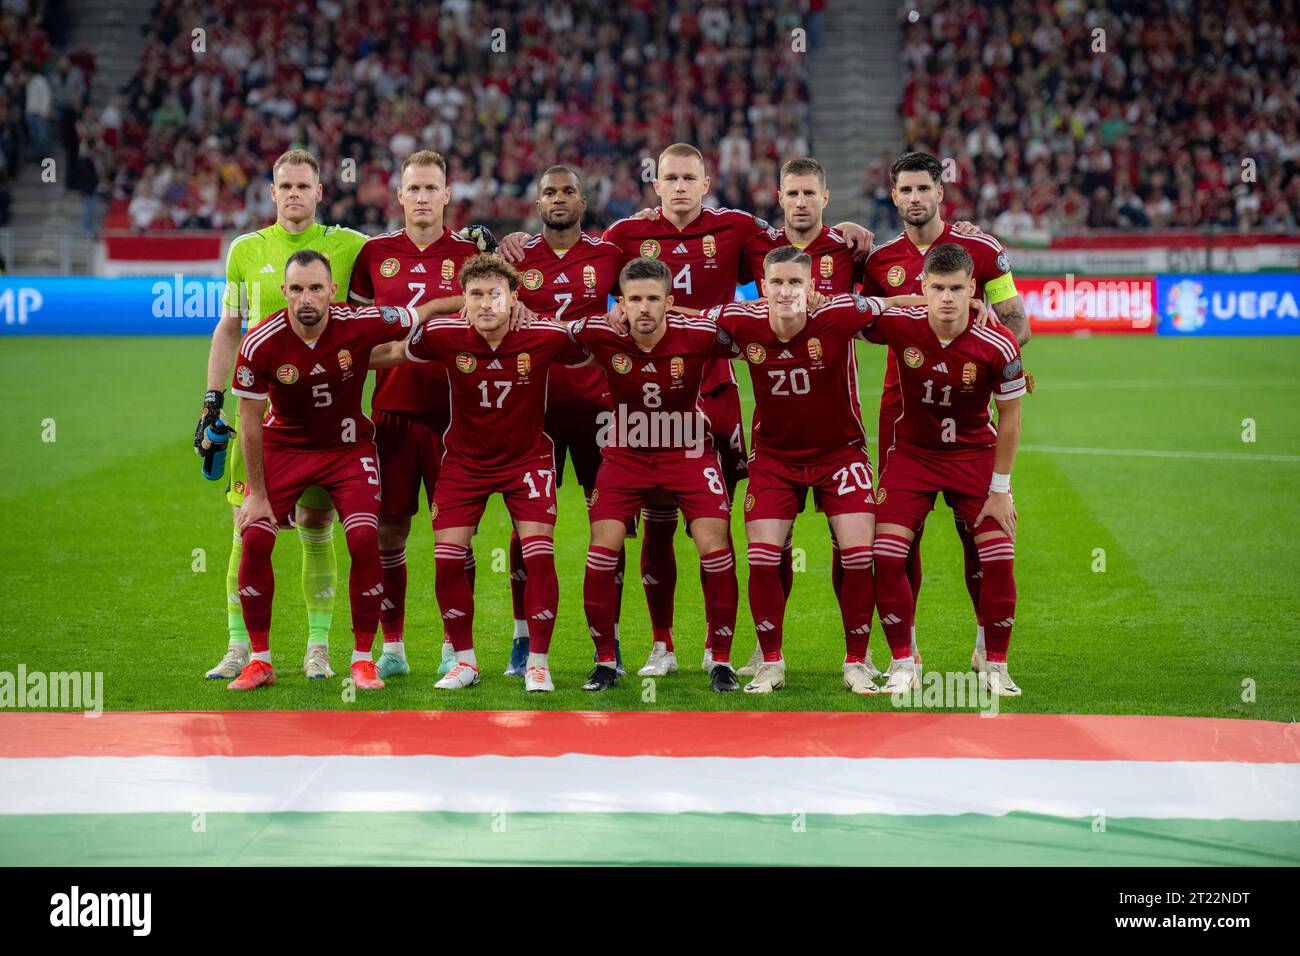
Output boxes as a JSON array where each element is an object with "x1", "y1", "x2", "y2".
[
  {"x1": 1019, "y1": 444, "x2": 1300, "y2": 463},
  {"x1": 1032, "y1": 378, "x2": 1300, "y2": 391}
]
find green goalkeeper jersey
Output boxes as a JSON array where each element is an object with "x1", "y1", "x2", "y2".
[{"x1": 222, "y1": 221, "x2": 369, "y2": 327}]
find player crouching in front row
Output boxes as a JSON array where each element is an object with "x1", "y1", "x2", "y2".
[
  {"x1": 865, "y1": 243, "x2": 1026, "y2": 696},
  {"x1": 227, "y1": 250, "x2": 420, "y2": 690}
]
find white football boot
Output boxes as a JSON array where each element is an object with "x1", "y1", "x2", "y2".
[
  {"x1": 524, "y1": 664, "x2": 554, "y2": 693},
  {"x1": 205, "y1": 644, "x2": 250, "y2": 680},
  {"x1": 743, "y1": 660, "x2": 786, "y2": 694},
  {"x1": 842, "y1": 661, "x2": 882, "y2": 695},
  {"x1": 303, "y1": 645, "x2": 335, "y2": 679},
  {"x1": 880, "y1": 658, "x2": 919, "y2": 695},
  {"x1": 980, "y1": 660, "x2": 1022, "y2": 697},
  {"x1": 735, "y1": 643, "x2": 764, "y2": 677},
  {"x1": 435, "y1": 662, "x2": 481, "y2": 689},
  {"x1": 701, "y1": 646, "x2": 714, "y2": 672},
  {"x1": 638, "y1": 641, "x2": 678, "y2": 677},
  {"x1": 971, "y1": 647, "x2": 987, "y2": 673}
]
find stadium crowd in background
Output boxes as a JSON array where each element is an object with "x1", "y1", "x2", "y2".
[{"x1": 889, "y1": 0, "x2": 1300, "y2": 237}]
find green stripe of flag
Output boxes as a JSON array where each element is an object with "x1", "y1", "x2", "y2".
[{"x1": 3, "y1": 812, "x2": 1296, "y2": 867}]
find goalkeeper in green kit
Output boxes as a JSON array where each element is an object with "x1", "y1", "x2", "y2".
[{"x1": 195, "y1": 149, "x2": 368, "y2": 679}]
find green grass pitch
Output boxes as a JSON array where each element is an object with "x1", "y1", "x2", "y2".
[{"x1": 1, "y1": 334, "x2": 1297, "y2": 719}]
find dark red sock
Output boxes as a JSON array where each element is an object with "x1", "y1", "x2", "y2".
[
  {"x1": 956, "y1": 518, "x2": 984, "y2": 625},
  {"x1": 584, "y1": 545, "x2": 621, "y2": 662},
  {"x1": 905, "y1": 523, "x2": 925, "y2": 614},
  {"x1": 778, "y1": 529, "x2": 795, "y2": 599},
  {"x1": 747, "y1": 542, "x2": 786, "y2": 661},
  {"x1": 837, "y1": 545, "x2": 874, "y2": 662},
  {"x1": 830, "y1": 540, "x2": 844, "y2": 599},
  {"x1": 238, "y1": 521, "x2": 277, "y2": 651},
  {"x1": 465, "y1": 546, "x2": 477, "y2": 593},
  {"x1": 640, "y1": 508, "x2": 678, "y2": 644},
  {"x1": 700, "y1": 547, "x2": 738, "y2": 663},
  {"x1": 613, "y1": 548, "x2": 625, "y2": 625},
  {"x1": 434, "y1": 542, "x2": 474, "y2": 651},
  {"x1": 873, "y1": 533, "x2": 915, "y2": 660},
  {"x1": 977, "y1": 536, "x2": 1017, "y2": 662},
  {"x1": 342, "y1": 518, "x2": 383, "y2": 642},
  {"x1": 509, "y1": 530, "x2": 527, "y2": 621},
  {"x1": 379, "y1": 547, "x2": 406, "y2": 643},
  {"x1": 519, "y1": 535, "x2": 559, "y2": 653}
]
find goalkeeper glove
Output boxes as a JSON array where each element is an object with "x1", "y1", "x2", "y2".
[
  {"x1": 456, "y1": 223, "x2": 499, "y2": 254},
  {"x1": 194, "y1": 389, "x2": 224, "y2": 453}
]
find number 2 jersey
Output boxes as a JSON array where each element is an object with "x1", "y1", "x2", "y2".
[
  {"x1": 709, "y1": 294, "x2": 875, "y2": 464},
  {"x1": 402, "y1": 319, "x2": 589, "y2": 471},
  {"x1": 231, "y1": 304, "x2": 419, "y2": 449},
  {"x1": 860, "y1": 305, "x2": 1027, "y2": 458}
]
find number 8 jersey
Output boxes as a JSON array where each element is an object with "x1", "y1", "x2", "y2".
[{"x1": 232, "y1": 304, "x2": 418, "y2": 449}]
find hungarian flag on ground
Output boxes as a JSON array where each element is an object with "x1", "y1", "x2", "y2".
[{"x1": 1, "y1": 711, "x2": 1296, "y2": 865}]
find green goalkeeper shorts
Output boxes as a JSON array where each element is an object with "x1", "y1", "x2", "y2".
[{"x1": 224, "y1": 404, "x2": 334, "y2": 511}]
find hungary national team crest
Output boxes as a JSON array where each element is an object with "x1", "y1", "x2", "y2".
[
  {"x1": 522, "y1": 269, "x2": 544, "y2": 291},
  {"x1": 903, "y1": 347, "x2": 924, "y2": 368},
  {"x1": 746, "y1": 343, "x2": 767, "y2": 364},
  {"x1": 702, "y1": 235, "x2": 716, "y2": 258},
  {"x1": 380, "y1": 257, "x2": 401, "y2": 278},
  {"x1": 612, "y1": 353, "x2": 633, "y2": 374},
  {"x1": 670, "y1": 356, "x2": 685, "y2": 379},
  {"x1": 820, "y1": 256, "x2": 833, "y2": 278},
  {"x1": 887, "y1": 264, "x2": 907, "y2": 287},
  {"x1": 583, "y1": 265, "x2": 597, "y2": 288},
  {"x1": 430, "y1": 502, "x2": 439, "y2": 520},
  {"x1": 456, "y1": 352, "x2": 477, "y2": 373},
  {"x1": 744, "y1": 493, "x2": 755, "y2": 512},
  {"x1": 876, "y1": 487, "x2": 887, "y2": 504},
  {"x1": 807, "y1": 338, "x2": 823, "y2": 361},
  {"x1": 639, "y1": 240, "x2": 661, "y2": 259},
  {"x1": 517, "y1": 352, "x2": 531, "y2": 376},
  {"x1": 962, "y1": 361, "x2": 978, "y2": 385},
  {"x1": 441, "y1": 258, "x2": 455, "y2": 281},
  {"x1": 276, "y1": 363, "x2": 299, "y2": 384}
]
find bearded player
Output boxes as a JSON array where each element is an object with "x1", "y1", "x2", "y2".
[
  {"x1": 199, "y1": 149, "x2": 368, "y2": 682},
  {"x1": 378, "y1": 254, "x2": 589, "y2": 693},
  {"x1": 570, "y1": 258, "x2": 741, "y2": 693},
  {"x1": 865, "y1": 244, "x2": 1026, "y2": 696},
  {"x1": 862, "y1": 150, "x2": 1030, "y2": 677},
  {"x1": 347, "y1": 150, "x2": 482, "y2": 681},
  {"x1": 226, "y1": 250, "x2": 419, "y2": 691},
  {"x1": 510, "y1": 165, "x2": 634, "y2": 674}
]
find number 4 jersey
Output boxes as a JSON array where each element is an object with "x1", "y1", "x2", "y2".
[{"x1": 231, "y1": 304, "x2": 418, "y2": 449}]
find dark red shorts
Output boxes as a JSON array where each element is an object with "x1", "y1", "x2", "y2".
[
  {"x1": 263, "y1": 442, "x2": 383, "y2": 527},
  {"x1": 546, "y1": 401, "x2": 607, "y2": 493},
  {"x1": 877, "y1": 389, "x2": 903, "y2": 472},
  {"x1": 373, "y1": 409, "x2": 446, "y2": 519},
  {"x1": 874, "y1": 446, "x2": 997, "y2": 533},
  {"x1": 701, "y1": 386, "x2": 748, "y2": 492},
  {"x1": 743, "y1": 446, "x2": 876, "y2": 523},
  {"x1": 431, "y1": 454, "x2": 559, "y2": 531},
  {"x1": 588, "y1": 449, "x2": 731, "y2": 526}
]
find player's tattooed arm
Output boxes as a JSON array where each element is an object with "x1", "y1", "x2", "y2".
[
  {"x1": 975, "y1": 397, "x2": 1021, "y2": 540},
  {"x1": 235, "y1": 398, "x2": 274, "y2": 532},
  {"x1": 992, "y1": 295, "x2": 1031, "y2": 345},
  {"x1": 834, "y1": 222, "x2": 875, "y2": 260}
]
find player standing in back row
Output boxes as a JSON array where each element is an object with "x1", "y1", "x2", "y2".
[
  {"x1": 861, "y1": 151, "x2": 1030, "y2": 677},
  {"x1": 198, "y1": 149, "x2": 368, "y2": 682},
  {"x1": 226, "y1": 250, "x2": 418, "y2": 691}
]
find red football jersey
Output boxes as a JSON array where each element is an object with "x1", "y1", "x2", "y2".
[
  {"x1": 232, "y1": 304, "x2": 419, "y2": 449},
  {"x1": 350, "y1": 227, "x2": 481, "y2": 415},
  {"x1": 743, "y1": 224, "x2": 862, "y2": 296},
  {"x1": 567, "y1": 311, "x2": 740, "y2": 455},
  {"x1": 403, "y1": 318, "x2": 588, "y2": 470},
  {"x1": 860, "y1": 224, "x2": 1014, "y2": 407},
  {"x1": 711, "y1": 294, "x2": 875, "y2": 462},
  {"x1": 603, "y1": 205, "x2": 769, "y2": 393},
  {"x1": 860, "y1": 305, "x2": 1027, "y2": 456},
  {"x1": 514, "y1": 232, "x2": 626, "y2": 408}
]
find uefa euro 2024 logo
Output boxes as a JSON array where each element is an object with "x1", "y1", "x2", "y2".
[{"x1": 1165, "y1": 280, "x2": 1207, "y2": 332}]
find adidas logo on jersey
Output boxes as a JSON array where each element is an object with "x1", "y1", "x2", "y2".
[
  {"x1": 411, "y1": 262, "x2": 426, "y2": 273},
  {"x1": 487, "y1": 359, "x2": 503, "y2": 370},
  {"x1": 311, "y1": 363, "x2": 327, "y2": 375},
  {"x1": 555, "y1": 272, "x2": 570, "y2": 284},
  {"x1": 642, "y1": 362, "x2": 657, "y2": 373},
  {"x1": 932, "y1": 362, "x2": 949, "y2": 373},
  {"x1": 778, "y1": 349, "x2": 793, "y2": 359},
  {"x1": 673, "y1": 243, "x2": 688, "y2": 254},
  {"x1": 259, "y1": 263, "x2": 275, "y2": 274}
]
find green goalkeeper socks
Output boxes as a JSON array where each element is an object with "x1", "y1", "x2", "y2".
[
  {"x1": 226, "y1": 528, "x2": 250, "y2": 647},
  {"x1": 298, "y1": 524, "x2": 336, "y2": 645}
]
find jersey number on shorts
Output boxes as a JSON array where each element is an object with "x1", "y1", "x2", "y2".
[
  {"x1": 361, "y1": 456, "x2": 379, "y2": 485},
  {"x1": 522, "y1": 468, "x2": 555, "y2": 498},
  {"x1": 832, "y1": 461, "x2": 872, "y2": 495},
  {"x1": 704, "y1": 467, "x2": 725, "y2": 496}
]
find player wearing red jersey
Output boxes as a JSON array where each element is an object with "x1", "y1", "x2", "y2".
[
  {"x1": 225, "y1": 250, "x2": 419, "y2": 691},
  {"x1": 571, "y1": 258, "x2": 742, "y2": 693},
  {"x1": 864, "y1": 244, "x2": 1026, "y2": 696},
  {"x1": 347, "y1": 150, "x2": 481, "y2": 680},
  {"x1": 712, "y1": 247, "x2": 919, "y2": 694},
  {"x1": 861, "y1": 151, "x2": 1030, "y2": 676},
  {"x1": 507, "y1": 165, "x2": 631, "y2": 676},
  {"x1": 388, "y1": 254, "x2": 589, "y2": 693}
]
